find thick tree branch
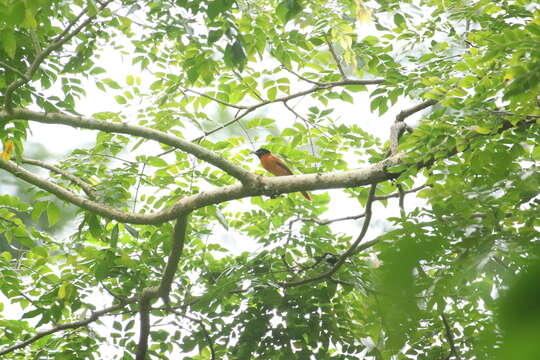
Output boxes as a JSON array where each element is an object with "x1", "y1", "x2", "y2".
[
  {"x1": 159, "y1": 213, "x2": 190, "y2": 301},
  {"x1": 0, "y1": 109, "x2": 254, "y2": 183},
  {"x1": 389, "y1": 121, "x2": 410, "y2": 155},
  {"x1": 0, "y1": 152, "x2": 400, "y2": 224},
  {"x1": 0, "y1": 112, "x2": 533, "y2": 226},
  {"x1": 136, "y1": 287, "x2": 156, "y2": 360},
  {"x1": 136, "y1": 212, "x2": 190, "y2": 360},
  {"x1": 3, "y1": 1, "x2": 114, "y2": 111}
]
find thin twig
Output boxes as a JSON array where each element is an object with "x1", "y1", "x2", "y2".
[
  {"x1": 0, "y1": 61, "x2": 27, "y2": 79},
  {"x1": 132, "y1": 162, "x2": 147, "y2": 212},
  {"x1": 281, "y1": 66, "x2": 322, "y2": 85},
  {"x1": 183, "y1": 88, "x2": 249, "y2": 110},
  {"x1": 283, "y1": 101, "x2": 316, "y2": 155},
  {"x1": 190, "y1": 78, "x2": 384, "y2": 141},
  {"x1": 397, "y1": 183, "x2": 405, "y2": 215},
  {"x1": 299, "y1": 184, "x2": 428, "y2": 225},
  {"x1": 325, "y1": 33, "x2": 347, "y2": 79},
  {"x1": 280, "y1": 183, "x2": 378, "y2": 287},
  {"x1": 0, "y1": 301, "x2": 130, "y2": 356},
  {"x1": 232, "y1": 69, "x2": 264, "y2": 101},
  {"x1": 192, "y1": 107, "x2": 256, "y2": 142},
  {"x1": 489, "y1": 110, "x2": 540, "y2": 119},
  {"x1": 22, "y1": 157, "x2": 98, "y2": 199},
  {"x1": 300, "y1": 213, "x2": 366, "y2": 225},
  {"x1": 395, "y1": 99, "x2": 438, "y2": 122},
  {"x1": 0, "y1": 215, "x2": 19, "y2": 226},
  {"x1": 441, "y1": 313, "x2": 460, "y2": 359},
  {"x1": 182, "y1": 314, "x2": 216, "y2": 360},
  {"x1": 374, "y1": 184, "x2": 428, "y2": 201}
]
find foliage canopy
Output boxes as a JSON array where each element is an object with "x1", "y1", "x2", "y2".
[{"x1": 0, "y1": 0, "x2": 539, "y2": 359}]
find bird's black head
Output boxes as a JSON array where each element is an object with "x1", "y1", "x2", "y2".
[{"x1": 252, "y1": 148, "x2": 271, "y2": 158}]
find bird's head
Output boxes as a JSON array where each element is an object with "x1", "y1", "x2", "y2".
[{"x1": 251, "y1": 148, "x2": 271, "y2": 158}]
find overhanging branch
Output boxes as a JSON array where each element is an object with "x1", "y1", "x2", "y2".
[
  {"x1": 0, "y1": 153, "x2": 400, "y2": 224},
  {"x1": 0, "y1": 109, "x2": 254, "y2": 183}
]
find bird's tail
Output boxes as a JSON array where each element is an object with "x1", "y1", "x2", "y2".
[{"x1": 301, "y1": 191, "x2": 312, "y2": 201}]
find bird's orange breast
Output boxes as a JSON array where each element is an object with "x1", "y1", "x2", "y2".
[{"x1": 259, "y1": 153, "x2": 294, "y2": 176}]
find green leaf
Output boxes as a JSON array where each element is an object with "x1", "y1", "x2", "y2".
[
  {"x1": 94, "y1": 261, "x2": 110, "y2": 281},
  {"x1": 31, "y1": 201, "x2": 48, "y2": 222},
  {"x1": 46, "y1": 202, "x2": 60, "y2": 227},
  {"x1": 231, "y1": 40, "x2": 247, "y2": 71},
  {"x1": 474, "y1": 126, "x2": 491, "y2": 134},
  {"x1": 21, "y1": 309, "x2": 42, "y2": 319},
  {"x1": 208, "y1": 29, "x2": 223, "y2": 44},
  {"x1": 215, "y1": 208, "x2": 228, "y2": 230},
  {"x1": 24, "y1": 8, "x2": 37, "y2": 29},
  {"x1": 394, "y1": 13, "x2": 406, "y2": 27},
  {"x1": 207, "y1": 0, "x2": 234, "y2": 19},
  {"x1": 110, "y1": 223, "x2": 119, "y2": 248},
  {"x1": 147, "y1": 156, "x2": 168, "y2": 167},
  {"x1": 124, "y1": 224, "x2": 139, "y2": 238},
  {"x1": 88, "y1": 214, "x2": 102, "y2": 237},
  {"x1": 1, "y1": 31, "x2": 17, "y2": 59},
  {"x1": 276, "y1": 0, "x2": 303, "y2": 24},
  {"x1": 114, "y1": 95, "x2": 127, "y2": 104},
  {"x1": 87, "y1": 0, "x2": 98, "y2": 16},
  {"x1": 102, "y1": 78, "x2": 121, "y2": 89}
]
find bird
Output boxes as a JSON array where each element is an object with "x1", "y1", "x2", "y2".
[{"x1": 251, "y1": 148, "x2": 312, "y2": 201}]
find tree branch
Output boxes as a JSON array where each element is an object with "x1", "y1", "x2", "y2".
[
  {"x1": 0, "y1": 301, "x2": 130, "y2": 356},
  {"x1": 325, "y1": 33, "x2": 347, "y2": 79},
  {"x1": 0, "y1": 109, "x2": 255, "y2": 183},
  {"x1": 281, "y1": 66, "x2": 322, "y2": 85},
  {"x1": 0, "y1": 111, "x2": 533, "y2": 226},
  {"x1": 280, "y1": 183, "x2": 378, "y2": 287},
  {"x1": 22, "y1": 157, "x2": 98, "y2": 199},
  {"x1": 136, "y1": 212, "x2": 190, "y2": 360},
  {"x1": 300, "y1": 212, "x2": 366, "y2": 225},
  {"x1": 3, "y1": 1, "x2": 114, "y2": 111},
  {"x1": 298, "y1": 184, "x2": 428, "y2": 225},
  {"x1": 395, "y1": 99, "x2": 438, "y2": 122},
  {"x1": 441, "y1": 313, "x2": 460, "y2": 359},
  {"x1": 0, "y1": 61, "x2": 27, "y2": 79},
  {"x1": 158, "y1": 213, "x2": 190, "y2": 301},
  {"x1": 0, "y1": 151, "x2": 401, "y2": 224},
  {"x1": 190, "y1": 78, "x2": 384, "y2": 140},
  {"x1": 183, "y1": 88, "x2": 249, "y2": 110}
]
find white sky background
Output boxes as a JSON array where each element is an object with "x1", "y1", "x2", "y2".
[{"x1": 7, "y1": 3, "x2": 433, "y2": 357}]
